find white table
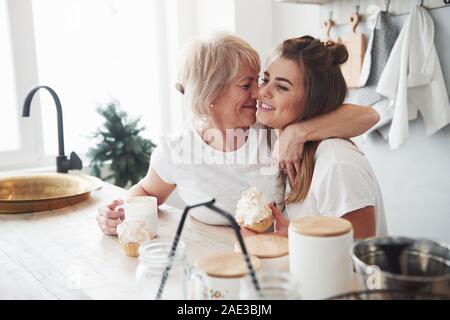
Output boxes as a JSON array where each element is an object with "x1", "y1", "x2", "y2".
[{"x1": 0, "y1": 182, "x2": 237, "y2": 299}]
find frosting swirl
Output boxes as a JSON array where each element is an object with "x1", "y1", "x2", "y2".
[
  {"x1": 117, "y1": 220, "x2": 150, "y2": 244},
  {"x1": 235, "y1": 187, "x2": 272, "y2": 225}
]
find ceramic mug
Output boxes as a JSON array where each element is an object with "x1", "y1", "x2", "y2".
[{"x1": 115, "y1": 196, "x2": 158, "y2": 238}]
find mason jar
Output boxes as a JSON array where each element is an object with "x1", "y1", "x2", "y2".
[
  {"x1": 136, "y1": 241, "x2": 189, "y2": 300},
  {"x1": 136, "y1": 240, "x2": 208, "y2": 299}
]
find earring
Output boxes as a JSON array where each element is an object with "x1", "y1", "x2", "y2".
[{"x1": 209, "y1": 104, "x2": 214, "y2": 108}]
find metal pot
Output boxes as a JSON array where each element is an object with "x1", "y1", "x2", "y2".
[
  {"x1": 329, "y1": 289, "x2": 449, "y2": 300},
  {"x1": 352, "y1": 236, "x2": 450, "y2": 296}
]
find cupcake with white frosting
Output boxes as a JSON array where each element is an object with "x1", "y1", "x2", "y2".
[
  {"x1": 117, "y1": 220, "x2": 150, "y2": 257},
  {"x1": 235, "y1": 187, "x2": 273, "y2": 233}
]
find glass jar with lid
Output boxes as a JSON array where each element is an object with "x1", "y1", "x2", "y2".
[{"x1": 136, "y1": 240, "x2": 208, "y2": 299}]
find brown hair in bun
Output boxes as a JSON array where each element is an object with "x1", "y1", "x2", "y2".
[{"x1": 324, "y1": 40, "x2": 349, "y2": 66}]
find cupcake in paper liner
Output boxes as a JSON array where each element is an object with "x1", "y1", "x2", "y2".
[
  {"x1": 117, "y1": 220, "x2": 150, "y2": 257},
  {"x1": 235, "y1": 187, "x2": 273, "y2": 233}
]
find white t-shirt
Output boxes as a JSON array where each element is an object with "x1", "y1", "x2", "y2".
[
  {"x1": 286, "y1": 138, "x2": 388, "y2": 236},
  {"x1": 150, "y1": 121, "x2": 283, "y2": 225}
]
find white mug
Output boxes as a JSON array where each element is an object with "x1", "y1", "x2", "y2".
[
  {"x1": 289, "y1": 216, "x2": 353, "y2": 300},
  {"x1": 115, "y1": 196, "x2": 158, "y2": 238}
]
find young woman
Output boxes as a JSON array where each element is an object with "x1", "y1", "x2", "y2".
[{"x1": 254, "y1": 36, "x2": 387, "y2": 239}]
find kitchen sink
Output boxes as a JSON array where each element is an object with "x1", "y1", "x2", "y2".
[{"x1": 0, "y1": 173, "x2": 103, "y2": 213}]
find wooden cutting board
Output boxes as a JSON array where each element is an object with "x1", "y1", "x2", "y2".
[{"x1": 339, "y1": 13, "x2": 367, "y2": 88}]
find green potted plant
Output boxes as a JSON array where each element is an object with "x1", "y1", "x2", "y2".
[{"x1": 88, "y1": 100, "x2": 156, "y2": 188}]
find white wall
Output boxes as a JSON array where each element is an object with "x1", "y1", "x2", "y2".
[
  {"x1": 360, "y1": 121, "x2": 450, "y2": 244},
  {"x1": 175, "y1": 0, "x2": 276, "y2": 67},
  {"x1": 273, "y1": 2, "x2": 321, "y2": 44},
  {"x1": 197, "y1": 0, "x2": 235, "y2": 37},
  {"x1": 175, "y1": 0, "x2": 235, "y2": 45},
  {"x1": 234, "y1": 0, "x2": 275, "y2": 62},
  {"x1": 354, "y1": 7, "x2": 450, "y2": 243}
]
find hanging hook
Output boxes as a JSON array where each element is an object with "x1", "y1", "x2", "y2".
[
  {"x1": 350, "y1": 7, "x2": 360, "y2": 34},
  {"x1": 385, "y1": 0, "x2": 391, "y2": 13},
  {"x1": 444, "y1": 0, "x2": 450, "y2": 5},
  {"x1": 352, "y1": 0, "x2": 360, "y2": 14},
  {"x1": 323, "y1": 11, "x2": 334, "y2": 40}
]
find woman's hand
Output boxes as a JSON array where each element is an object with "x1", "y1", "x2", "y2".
[
  {"x1": 275, "y1": 123, "x2": 307, "y2": 184},
  {"x1": 96, "y1": 199, "x2": 125, "y2": 236},
  {"x1": 240, "y1": 226, "x2": 259, "y2": 238},
  {"x1": 240, "y1": 203, "x2": 289, "y2": 238},
  {"x1": 270, "y1": 203, "x2": 289, "y2": 237}
]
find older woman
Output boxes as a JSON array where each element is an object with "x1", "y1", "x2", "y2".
[
  {"x1": 96, "y1": 33, "x2": 379, "y2": 235},
  {"x1": 254, "y1": 36, "x2": 387, "y2": 239}
]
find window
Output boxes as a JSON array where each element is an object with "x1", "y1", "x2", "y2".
[
  {"x1": 0, "y1": 0, "x2": 20, "y2": 152},
  {"x1": 32, "y1": 0, "x2": 165, "y2": 156},
  {"x1": 1, "y1": 0, "x2": 236, "y2": 171}
]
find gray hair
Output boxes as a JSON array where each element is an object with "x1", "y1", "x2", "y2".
[{"x1": 176, "y1": 32, "x2": 260, "y2": 120}]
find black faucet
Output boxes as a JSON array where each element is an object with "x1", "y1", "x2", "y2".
[{"x1": 22, "y1": 85, "x2": 83, "y2": 173}]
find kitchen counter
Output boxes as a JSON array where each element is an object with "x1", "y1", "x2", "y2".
[{"x1": 0, "y1": 182, "x2": 236, "y2": 299}]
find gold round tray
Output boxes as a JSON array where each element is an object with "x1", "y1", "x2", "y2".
[{"x1": 0, "y1": 173, "x2": 103, "y2": 213}]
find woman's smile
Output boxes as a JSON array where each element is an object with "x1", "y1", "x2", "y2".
[{"x1": 258, "y1": 102, "x2": 276, "y2": 112}]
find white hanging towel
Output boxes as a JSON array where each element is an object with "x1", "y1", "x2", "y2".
[{"x1": 376, "y1": 6, "x2": 450, "y2": 149}]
